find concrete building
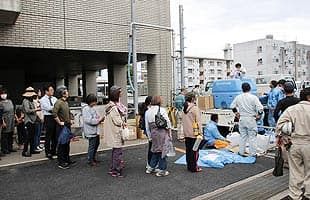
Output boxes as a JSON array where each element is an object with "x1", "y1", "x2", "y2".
[
  {"x1": 234, "y1": 35, "x2": 310, "y2": 83},
  {"x1": 0, "y1": 0, "x2": 172, "y2": 105},
  {"x1": 179, "y1": 44, "x2": 233, "y2": 91}
]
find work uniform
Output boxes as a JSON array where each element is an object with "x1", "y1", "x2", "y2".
[
  {"x1": 276, "y1": 101, "x2": 310, "y2": 200},
  {"x1": 231, "y1": 92, "x2": 263, "y2": 156}
]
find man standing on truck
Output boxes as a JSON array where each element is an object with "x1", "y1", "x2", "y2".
[{"x1": 231, "y1": 83, "x2": 264, "y2": 157}]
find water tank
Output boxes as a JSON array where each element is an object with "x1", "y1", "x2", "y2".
[{"x1": 212, "y1": 79, "x2": 257, "y2": 109}]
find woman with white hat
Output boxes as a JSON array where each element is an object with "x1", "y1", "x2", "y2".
[{"x1": 22, "y1": 87, "x2": 41, "y2": 157}]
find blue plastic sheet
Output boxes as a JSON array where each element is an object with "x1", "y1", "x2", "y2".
[{"x1": 174, "y1": 149, "x2": 256, "y2": 169}]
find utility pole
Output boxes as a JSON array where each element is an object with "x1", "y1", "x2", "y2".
[
  {"x1": 131, "y1": 0, "x2": 138, "y2": 115},
  {"x1": 294, "y1": 41, "x2": 297, "y2": 81},
  {"x1": 179, "y1": 5, "x2": 185, "y2": 88}
]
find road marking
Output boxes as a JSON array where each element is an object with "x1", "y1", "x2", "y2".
[
  {"x1": 267, "y1": 189, "x2": 289, "y2": 200},
  {"x1": 191, "y1": 168, "x2": 274, "y2": 200},
  {"x1": 175, "y1": 147, "x2": 186, "y2": 153}
]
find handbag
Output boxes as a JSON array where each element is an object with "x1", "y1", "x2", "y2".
[
  {"x1": 120, "y1": 127, "x2": 130, "y2": 140},
  {"x1": 155, "y1": 106, "x2": 167, "y2": 129},
  {"x1": 167, "y1": 141, "x2": 176, "y2": 157},
  {"x1": 192, "y1": 115, "x2": 201, "y2": 136},
  {"x1": 272, "y1": 147, "x2": 284, "y2": 177}
]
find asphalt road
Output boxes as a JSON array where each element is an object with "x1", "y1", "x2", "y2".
[{"x1": 0, "y1": 144, "x2": 273, "y2": 200}]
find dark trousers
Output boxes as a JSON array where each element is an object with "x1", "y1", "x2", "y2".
[
  {"x1": 87, "y1": 135, "x2": 100, "y2": 162},
  {"x1": 23, "y1": 123, "x2": 35, "y2": 154},
  {"x1": 56, "y1": 124, "x2": 71, "y2": 165},
  {"x1": 111, "y1": 148, "x2": 123, "y2": 173},
  {"x1": 147, "y1": 141, "x2": 153, "y2": 165},
  {"x1": 1, "y1": 131, "x2": 13, "y2": 153},
  {"x1": 185, "y1": 137, "x2": 199, "y2": 172},
  {"x1": 17, "y1": 123, "x2": 26, "y2": 145},
  {"x1": 44, "y1": 116, "x2": 57, "y2": 155}
]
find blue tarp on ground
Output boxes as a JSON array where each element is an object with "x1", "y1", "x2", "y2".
[{"x1": 174, "y1": 149, "x2": 256, "y2": 168}]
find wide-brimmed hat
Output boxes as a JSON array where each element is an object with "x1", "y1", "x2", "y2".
[{"x1": 23, "y1": 87, "x2": 37, "y2": 97}]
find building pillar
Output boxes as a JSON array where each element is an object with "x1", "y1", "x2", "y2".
[
  {"x1": 84, "y1": 71, "x2": 97, "y2": 96},
  {"x1": 112, "y1": 64, "x2": 128, "y2": 106},
  {"x1": 68, "y1": 75, "x2": 79, "y2": 96},
  {"x1": 56, "y1": 77, "x2": 65, "y2": 88}
]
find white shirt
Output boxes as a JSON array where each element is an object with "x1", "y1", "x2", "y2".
[
  {"x1": 144, "y1": 105, "x2": 171, "y2": 138},
  {"x1": 40, "y1": 95, "x2": 57, "y2": 116},
  {"x1": 230, "y1": 92, "x2": 263, "y2": 118}
]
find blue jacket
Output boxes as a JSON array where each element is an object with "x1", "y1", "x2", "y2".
[
  {"x1": 267, "y1": 87, "x2": 285, "y2": 109},
  {"x1": 203, "y1": 121, "x2": 225, "y2": 145},
  {"x1": 58, "y1": 126, "x2": 74, "y2": 145}
]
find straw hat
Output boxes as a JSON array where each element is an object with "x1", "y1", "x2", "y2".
[{"x1": 23, "y1": 87, "x2": 37, "y2": 97}]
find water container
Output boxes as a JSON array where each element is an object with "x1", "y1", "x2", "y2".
[{"x1": 212, "y1": 79, "x2": 257, "y2": 109}]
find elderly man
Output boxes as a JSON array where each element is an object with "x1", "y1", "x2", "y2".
[
  {"x1": 276, "y1": 88, "x2": 310, "y2": 200},
  {"x1": 230, "y1": 82, "x2": 264, "y2": 157}
]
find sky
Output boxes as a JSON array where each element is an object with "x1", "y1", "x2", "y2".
[{"x1": 170, "y1": 0, "x2": 310, "y2": 58}]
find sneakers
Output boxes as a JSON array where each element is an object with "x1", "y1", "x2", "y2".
[
  {"x1": 110, "y1": 172, "x2": 124, "y2": 178},
  {"x1": 146, "y1": 167, "x2": 155, "y2": 174},
  {"x1": 155, "y1": 170, "x2": 170, "y2": 177},
  {"x1": 58, "y1": 163, "x2": 70, "y2": 169}
]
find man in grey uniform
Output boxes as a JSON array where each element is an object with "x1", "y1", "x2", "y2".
[{"x1": 230, "y1": 83, "x2": 264, "y2": 157}]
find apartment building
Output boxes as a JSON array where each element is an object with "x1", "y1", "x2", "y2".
[{"x1": 234, "y1": 35, "x2": 310, "y2": 83}]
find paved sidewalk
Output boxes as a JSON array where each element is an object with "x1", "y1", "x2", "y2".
[{"x1": 0, "y1": 137, "x2": 148, "y2": 168}]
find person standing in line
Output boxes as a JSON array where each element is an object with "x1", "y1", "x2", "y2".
[
  {"x1": 104, "y1": 86, "x2": 127, "y2": 177},
  {"x1": 33, "y1": 89, "x2": 44, "y2": 152},
  {"x1": 274, "y1": 82, "x2": 300, "y2": 122},
  {"x1": 53, "y1": 86, "x2": 74, "y2": 169},
  {"x1": 138, "y1": 96, "x2": 153, "y2": 168},
  {"x1": 174, "y1": 88, "x2": 186, "y2": 142},
  {"x1": 145, "y1": 96, "x2": 172, "y2": 177},
  {"x1": 276, "y1": 88, "x2": 310, "y2": 200},
  {"x1": 40, "y1": 84, "x2": 57, "y2": 159},
  {"x1": 82, "y1": 94, "x2": 104, "y2": 167},
  {"x1": 267, "y1": 80, "x2": 279, "y2": 127},
  {"x1": 230, "y1": 83, "x2": 264, "y2": 157},
  {"x1": 22, "y1": 87, "x2": 41, "y2": 157},
  {"x1": 0, "y1": 88, "x2": 16, "y2": 154},
  {"x1": 182, "y1": 92, "x2": 202, "y2": 172}
]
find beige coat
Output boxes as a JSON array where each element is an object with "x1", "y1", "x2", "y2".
[
  {"x1": 182, "y1": 104, "x2": 202, "y2": 138},
  {"x1": 103, "y1": 102, "x2": 125, "y2": 148},
  {"x1": 276, "y1": 101, "x2": 310, "y2": 145}
]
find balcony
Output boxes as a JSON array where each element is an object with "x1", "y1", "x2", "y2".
[{"x1": 0, "y1": 0, "x2": 20, "y2": 25}]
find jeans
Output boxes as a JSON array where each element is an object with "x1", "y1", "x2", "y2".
[
  {"x1": 44, "y1": 116, "x2": 57, "y2": 155},
  {"x1": 147, "y1": 141, "x2": 153, "y2": 165},
  {"x1": 150, "y1": 152, "x2": 167, "y2": 171},
  {"x1": 87, "y1": 135, "x2": 100, "y2": 162},
  {"x1": 33, "y1": 122, "x2": 42, "y2": 149},
  {"x1": 268, "y1": 109, "x2": 276, "y2": 127},
  {"x1": 239, "y1": 117, "x2": 258, "y2": 156}
]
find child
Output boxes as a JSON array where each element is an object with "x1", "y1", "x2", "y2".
[{"x1": 82, "y1": 94, "x2": 104, "y2": 166}]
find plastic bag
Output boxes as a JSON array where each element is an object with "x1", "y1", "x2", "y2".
[
  {"x1": 167, "y1": 141, "x2": 176, "y2": 157},
  {"x1": 58, "y1": 126, "x2": 74, "y2": 145},
  {"x1": 272, "y1": 147, "x2": 284, "y2": 177}
]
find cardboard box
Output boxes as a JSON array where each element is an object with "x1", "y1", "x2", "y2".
[{"x1": 197, "y1": 96, "x2": 214, "y2": 110}]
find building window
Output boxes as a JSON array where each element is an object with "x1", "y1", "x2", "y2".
[
  {"x1": 200, "y1": 80, "x2": 204, "y2": 84},
  {"x1": 258, "y1": 71, "x2": 263, "y2": 75},
  {"x1": 273, "y1": 71, "x2": 279, "y2": 74},
  {"x1": 187, "y1": 60, "x2": 194, "y2": 65},
  {"x1": 209, "y1": 61, "x2": 214, "y2": 66},
  {"x1": 217, "y1": 77, "x2": 222, "y2": 80},
  {"x1": 288, "y1": 71, "x2": 292, "y2": 75},
  {"x1": 303, "y1": 71, "x2": 306, "y2": 76},
  {"x1": 210, "y1": 77, "x2": 215, "y2": 81},
  {"x1": 217, "y1": 62, "x2": 222, "y2": 66},
  {"x1": 199, "y1": 71, "x2": 204, "y2": 76},
  {"x1": 188, "y1": 69, "x2": 193, "y2": 73},
  {"x1": 217, "y1": 69, "x2": 222, "y2": 74},
  {"x1": 210, "y1": 69, "x2": 215, "y2": 74},
  {"x1": 257, "y1": 58, "x2": 263, "y2": 65},
  {"x1": 257, "y1": 46, "x2": 263, "y2": 53}
]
